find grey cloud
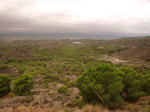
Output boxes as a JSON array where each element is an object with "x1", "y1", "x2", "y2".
[
  {"x1": 0, "y1": 0, "x2": 150, "y2": 38},
  {"x1": 137, "y1": 0, "x2": 150, "y2": 4}
]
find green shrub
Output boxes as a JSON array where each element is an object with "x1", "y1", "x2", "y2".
[
  {"x1": 53, "y1": 82, "x2": 57, "y2": 87},
  {"x1": 0, "y1": 64, "x2": 9, "y2": 70},
  {"x1": 57, "y1": 85, "x2": 68, "y2": 94},
  {"x1": 18, "y1": 67, "x2": 26, "y2": 74},
  {"x1": 115, "y1": 63, "x2": 122, "y2": 67},
  {"x1": 63, "y1": 77, "x2": 70, "y2": 85},
  {"x1": 74, "y1": 99, "x2": 84, "y2": 109},
  {"x1": 76, "y1": 63, "x2": 148, "y2": 108},
  {"x1": 12, "y1": 74, "x2": 34, "y2": 96},
  {"x1": 44, "y1": 81, "x2": 49, "y2": 88},
  {"x1": 141, "y1": 73, "x2": 150, "y2": 94},
  {"x1": 66, "y1": 71, "x2": 71, "y2": 75},
  {"x1": 9, "y1": 92, "x2": 15, "y2": 98},
  {"x1": 119, "y1": 67, "x2": 145, "y2": 102},
  {"x1": 0, "y1": 74, "x2": 11, "y2": 97},
  {"x1": 44, "y1": 74, "x2": 60, "y2": 82},
  {"x1": 76, "y1": 64, "x2": 124, "y2": 109},
  {"x1": 68, "y1": 80, "x2": 76, "y2": 87}
]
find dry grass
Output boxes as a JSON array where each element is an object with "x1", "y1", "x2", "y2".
[
  {"x1": 0, "y1": 105, "x2": 110, "y2": 112},
  {"x1": 79, "y1": 104, "x2": 129, "y2": 112},
  {"x1": 2, "y1": 104, "x2": 150, "y2": 112},
  {"x1": 79, "y1": 104, "x2": 109, "y2": 112},
  {"x1": 0, "y1": 106, "x2": 59, "y2": 112}
]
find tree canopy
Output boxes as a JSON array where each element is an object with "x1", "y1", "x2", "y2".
[
  {"x1": 76, "y1": 64, "x2": 124, "y2": 108},
  {"x1": 0, "y1": 74, "x2": 11, "y2": 97},
  {"x1": 76, "y1": 63, "x2": 150, "y2": 108},
  {"x1": 12, "y1": 74, "x2": 34, "y2": 96}
]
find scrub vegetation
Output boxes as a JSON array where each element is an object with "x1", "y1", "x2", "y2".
[{"x1": 0, "y1": 37, "x2": 150, "y2": 112}]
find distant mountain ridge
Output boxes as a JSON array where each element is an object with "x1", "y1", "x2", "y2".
[{"x1": 0, "y1": 32, "x2": 148, "y2": 39}]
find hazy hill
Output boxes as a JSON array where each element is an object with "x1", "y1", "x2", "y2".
[{"x1": 99, "y1": 37, "x2": 150, "y2": 61}]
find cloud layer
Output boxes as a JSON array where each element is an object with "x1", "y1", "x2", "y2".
[{"x1": 0, "y1": 0, "x2": 150, "y2": 37}]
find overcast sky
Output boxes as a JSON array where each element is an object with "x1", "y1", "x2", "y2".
[{"x1": 0, "y1": 0, "x2": 150, "y2": 37}]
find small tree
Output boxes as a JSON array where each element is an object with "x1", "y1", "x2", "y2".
[
  {"x1": 76, "y1": 64, "x2": 124, "y2": 109},
  {"x1": 12, "y1": 74, "x2": 34, "y2": 96},
  {"x1": 57, "y1": 85, "x2": 68, "y2": 94},
  {"x1": 119, "y1": 67, "x2": 145, "y2": 102},
  {"x1": 141, "y1": 73, "x2": 150, "y2": 94},
  {"x1": 0, "y1": 74, "x2": 11, "y2": 97}
]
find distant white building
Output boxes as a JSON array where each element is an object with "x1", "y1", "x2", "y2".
[
  {"x1": 73, "y1": 42, "x2": 82, "y2": 44},
  {"x1": 114, "y1": 58, "x2": 119, "y2": 62}
]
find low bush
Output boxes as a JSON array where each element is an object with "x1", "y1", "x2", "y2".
[
  {"x1": 0, "y1": 64, "x2": 9, "y2": 70},
  {"x1": 44, "y1": 81, "x2": 49, "y2": 88},
  {"x1": 0, "y1": 74, "x2": 11, "y2": 97},
  {"x1": 44, "y1": 74, "x2": 60, "y2": 82},
  {"x1": 146, "y1": 59, "x2": 150, "y2": 61},
  {"x1": 18, "y1": 67, "x2": 26, "y2": 74},
  {"x1": 68, "y1": 80, "x2": 76, "y2": 87},
  {"x1": 12, "y1": 74, "x2": 34, "y2": 96},
  {"x1": 74, "y1": 99, "x2": 84, "y2": 109},
  {"x1": 57, "y1": 85, "x2": 68, "y2": 94},
  {"x1": 62, "y1": 77, "x2": 70, "y2": 85}
]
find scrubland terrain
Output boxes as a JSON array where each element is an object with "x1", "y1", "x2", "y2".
[{"x1": 0, "y1": 37, "x2": 150, "y2": 112}]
